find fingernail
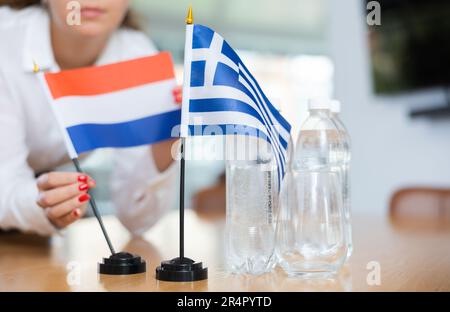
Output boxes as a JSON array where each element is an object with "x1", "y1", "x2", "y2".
[
  {"x1": 37, "y1": 174, "x2": 49, "y2": 186},
  {"x1": 78, "y1": 175, "x2": 88, "y2": 182},
  {"x1": 78, "y1": 183, "x2": 88, "y2": 191},
  {"x1": 78, "y1": 193, "x2": 90, "y2": 203},
  {"x1": 73, "y1": 208, "x2": 81, "y2": 217},
  {"x1": 36, "y1": 193, "x2": 45, "y2": 205}
]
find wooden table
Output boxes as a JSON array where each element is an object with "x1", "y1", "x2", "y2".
[{"x1": 0, "y1": 210, "x2": 449, "y2": 291}]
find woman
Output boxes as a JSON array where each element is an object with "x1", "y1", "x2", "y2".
[{"x1": 0, "y1": 0, "x2": 182, "y2": 236}]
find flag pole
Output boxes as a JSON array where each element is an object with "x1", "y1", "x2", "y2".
[
  {"x1": 155, "y1": 5, "x2": 207, "y2": 282},
  {"x1": 178, "y1": 4, "x2": 193, "y2": 261},
  {"x1": 73, "y1": 157, "x2": 146, "y2": 275},
  {"x1": 179, "y1": 139, "x2": 185, "y2": 259},
  {"x1": 71, "y1": 158, "x2": 116, "y2": 255},
  {"x1": 36, "y1": 61, "x2": 145, "y2": 275}
]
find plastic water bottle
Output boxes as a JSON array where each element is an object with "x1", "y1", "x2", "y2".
[
  {"x1": 225, "y1": 136, "x2": 279, "y2": 274},
  {"x1": 274, "y1": 135, "x2": 297, "y2": 265},
  {"x1": 330, "y1": 100, "x2": 352, "y2": 257},
  {"x1": 278, "y1": 98, "x2": 347, "y2": 276}
]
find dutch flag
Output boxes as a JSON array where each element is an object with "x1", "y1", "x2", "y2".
[{"x1": 40, "y1": 52, "x2": 181, "y2": 159}]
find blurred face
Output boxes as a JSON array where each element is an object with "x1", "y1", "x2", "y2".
[{"x1": 47, "y1": 0, "x2": 130, "y2": 38}]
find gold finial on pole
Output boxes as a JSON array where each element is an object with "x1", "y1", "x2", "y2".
[
  {"x1": 185, "y1": 5, "x2": 193, "y2": 25},
  {"x1": 32, "y1": 59, "x2": 40, "y2": 73}
]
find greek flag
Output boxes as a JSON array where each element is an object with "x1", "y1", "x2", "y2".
[{"x1": 180, "y1": 24, "x2": 292, "y2": 183}]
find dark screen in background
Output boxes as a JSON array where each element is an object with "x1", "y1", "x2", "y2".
[{"x1": 367, "y1": 0, "x2": 450, "y2": 94}]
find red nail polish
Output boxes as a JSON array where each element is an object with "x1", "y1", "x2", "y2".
[
  {"x1": 78, "y1": 175, "x2": 88, "y2": 182},
  {"x1": 78, "y1": 183, "x2": 88, "y2": 191},
  {"x1": 73, "y1": 209, "x2": 80, "y2": 217},
  {"x1": 78, "y1": 193, "x2": 90, "y2": 203}
]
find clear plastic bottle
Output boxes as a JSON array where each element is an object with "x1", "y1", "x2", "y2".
[
  {"x1": 278, "y1": 98, "x2": 347, "y2": 276},
  {"x1": 330, "y1": 100, "x2": 352, "y2": 258},
  {"x1": 274, "y1": 135, "x2": 297, "y2": 266},
  {"x1": 225, "y1": 136, "x2": 279, "y2": 275}
]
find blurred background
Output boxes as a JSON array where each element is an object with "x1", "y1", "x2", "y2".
[{"x1": 82, "y1": 0, "x2": 450, "y2": 222}]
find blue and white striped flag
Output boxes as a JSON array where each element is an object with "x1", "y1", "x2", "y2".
[{"x1": 180, "y1": 24, "x2": 292, "y2": 183}]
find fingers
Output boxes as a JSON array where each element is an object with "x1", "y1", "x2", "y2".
[
  {"x1": 172, "y1": 86, "x2": 182, "y2": 105},
  {"x1": 46, "y1": 193, "x2": 90, "y2": 221},
  {"x1": 38, "y1": 181, "x2": 92, "y2": 208},
  {"x1": 50, "y1": 202, "x2": 89, "y2": 229},
  {"x1": 37, "y1": 172, "x2": 95, "y2": 191},
  {"x1": 36, "y1": 171, "x2": 96, "y2": 229}
]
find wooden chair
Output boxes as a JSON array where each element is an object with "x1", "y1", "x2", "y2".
[{"x1": 389, "y1": 187, "x2": 450, "y2": 230}]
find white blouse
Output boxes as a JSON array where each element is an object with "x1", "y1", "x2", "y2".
[{"x1": 0, "y1": 6, "x2": 176, "y2": 236}]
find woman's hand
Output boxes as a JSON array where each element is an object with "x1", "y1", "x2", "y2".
[{"x1": 36, "y1": 172, "x2": 96, "y2": 229}]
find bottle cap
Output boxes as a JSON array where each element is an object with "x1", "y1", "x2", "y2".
[
  {"x1": 330, "y1": 100, "x2": 341, "y2": 113},
  {"x1": 308, "y1": 98, "x2": 332, "y2": 110}
]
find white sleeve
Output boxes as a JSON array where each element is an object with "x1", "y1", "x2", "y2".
[
  {"x1": 0, "y1": 70, "x2": 57, "y2": 235},
  {"x1": 110, "y1": 146, "x2": 177, "y2": 236}
]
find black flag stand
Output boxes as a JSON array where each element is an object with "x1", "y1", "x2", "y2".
[
  {"x1": 72, "y1": 158, "x2": 146, "y2": 275},
  {"x1": 155, "y1": 7, "x2": 208, "y2": 282},
  {"x1": 155, "y1": 138, "x2": 208, "y2": 281}
]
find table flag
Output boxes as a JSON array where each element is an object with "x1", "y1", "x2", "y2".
[
  {"x1": 40, "y1": 52, "x2": 180, "y2": 158},
  {"x1": 180, "y1": 24, "x2": 292, "y2": 183}
]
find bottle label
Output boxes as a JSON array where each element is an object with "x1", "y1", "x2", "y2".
[{"x1": 266, "y1": 170, "x2": 273, "y2": 224}]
